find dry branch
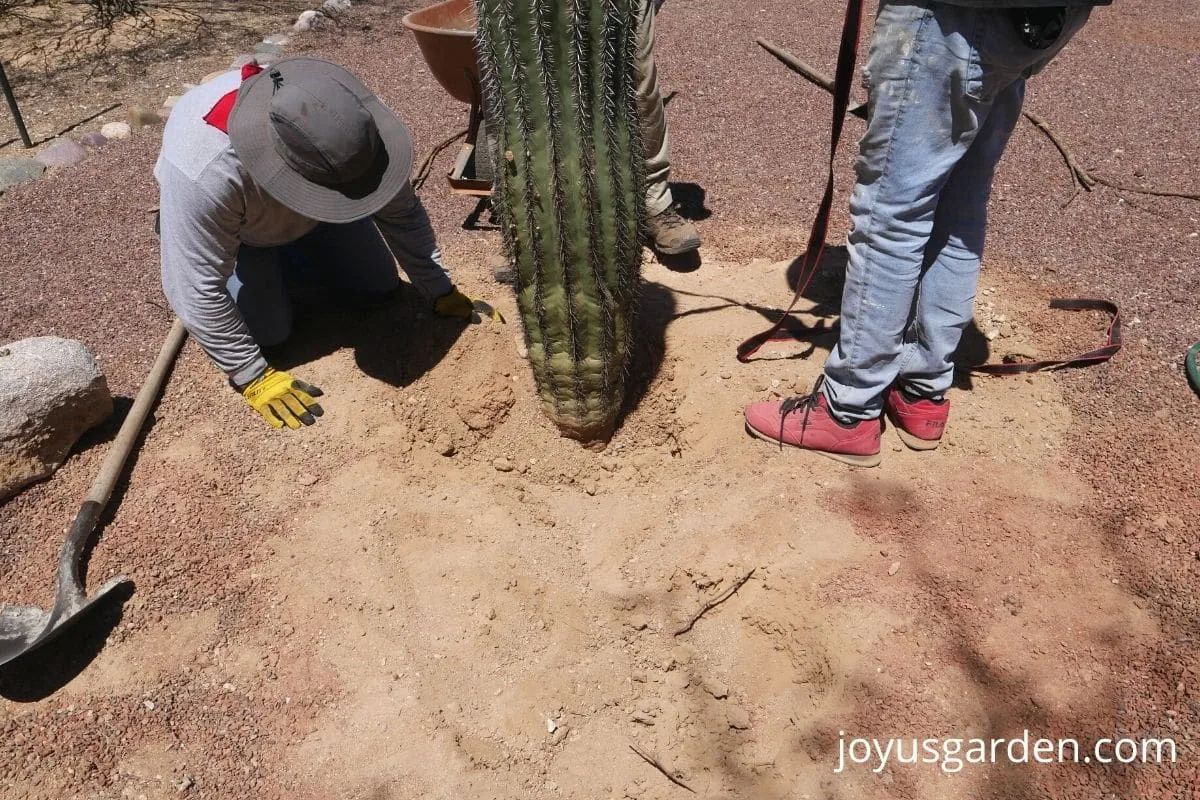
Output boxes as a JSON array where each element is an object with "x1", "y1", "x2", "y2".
[
  {"x1": 674, "y1": 568, "x2": 756, "y2": 636},
  {"x1": 629, "y1": 744, "x2": 696, "y2": 793}
]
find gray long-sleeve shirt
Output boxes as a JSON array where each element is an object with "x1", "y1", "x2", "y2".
[{"x1": 154, "y1": 69, "x2": 453, "y2": 387}]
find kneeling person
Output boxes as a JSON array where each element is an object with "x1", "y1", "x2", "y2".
[{"x1": 156, "y1": 57, "x2": 477, "y2": 430}]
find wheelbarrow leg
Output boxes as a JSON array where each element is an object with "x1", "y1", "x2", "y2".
[{"x1": 0, "y1": 60, "x2": 34, "y2": 149}]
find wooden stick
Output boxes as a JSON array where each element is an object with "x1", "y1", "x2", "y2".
[
  {"x1": 674, "y1": 568, "x2": 756, "y2": 636},
  {"x1": 629, "y1": 744, "x2": 696, "y2": 794},
  {"x1": 757, "y1": 38, "x2": 1198, "y2": 204},
  {"x1": 1021, "y1": 109, "x2": 1095, "y2": 190},
  {"x1": 756, "y1": 38, "x2": 867, "y2": 119}
]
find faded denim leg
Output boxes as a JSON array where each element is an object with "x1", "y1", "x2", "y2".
[
  {"x1": 897, "y1": 79, "x2": 1024, "y2": 398},
  {"x1": 821, "y1": 1, "x2": 1089, "y2": 420}
]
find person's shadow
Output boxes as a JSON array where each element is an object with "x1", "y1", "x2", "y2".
[
  {"x1": 782, "y1": 243, "x2": 990, "y2": 385},
  {"x1": 269, "y1": 284, "x2": 468, "y2": 387}
]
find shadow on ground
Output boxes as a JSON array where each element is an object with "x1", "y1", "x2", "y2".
[
  {"x1": 617, "y1": 281, "x2": 676, "y2": 430},
  {"x1": 268, "y1": 284, "x2": 468, "y2": 388}
]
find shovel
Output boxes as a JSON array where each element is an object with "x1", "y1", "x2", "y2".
[{"x1": 0, "y1": 318, "x2": 187, "y2": 668}]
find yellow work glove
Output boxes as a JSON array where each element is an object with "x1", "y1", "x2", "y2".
[
  {"x1": 241, "y1": 368, "x2": 324, "y2": 430},
  {"x1": 433, "y1": 288, "x2": 505, "y2": 323}
]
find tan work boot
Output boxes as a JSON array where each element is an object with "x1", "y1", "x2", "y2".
[{"x1": 646, "y1": 208, "x2": 701, "y2": 255}]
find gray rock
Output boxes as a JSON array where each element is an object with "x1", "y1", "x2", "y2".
[
  {"x1": 78, "y1": 132, "x2": 108, "y2": 149},
  {"x1": 0, "y1": 157, "x2": 46, "y2": 193},
  {"x1": 293, "y1": 10, "x2": 321, "y2": 32},
  {"x1": 100, "y1": 121, "x2": 131, "y2": 140},
  {"x1": 0, "y1": 337, "x2": 113, "y2": 502},
  {"x1": 321, "y1": 0, "x2": 352, "y2": 14},
  {"x1": 35, "y1": 139, "x2": 88, "y2": 169},
  {"x1": 254, "y1": 42, "x2": 283, "y2": 58}
]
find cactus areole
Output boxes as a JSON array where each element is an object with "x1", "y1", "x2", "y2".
[{"x1": 475, "y1": 0, "x2": 646, "y2": 442}]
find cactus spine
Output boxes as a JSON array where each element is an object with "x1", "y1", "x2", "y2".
[{"x1": 476, "y1": 0, "x2": 645, "y2": 442}]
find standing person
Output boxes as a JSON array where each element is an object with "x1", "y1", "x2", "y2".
[
  {"x1": 156, "y1": 57, "x2": 484, "y2": 431},
  {"x1": 636, "y1": 0, "x2": 702, "y2": 256},
  {"x1": 744, "y1": 3, "x2": 1106, "y2": 466}
]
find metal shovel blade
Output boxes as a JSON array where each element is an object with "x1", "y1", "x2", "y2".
[
  {"x1": 0, "y1": 496, "x2": 131, "y2": 668},
  {"x1": 0, "y1": 576, "x2": 128, "y2": 668}
]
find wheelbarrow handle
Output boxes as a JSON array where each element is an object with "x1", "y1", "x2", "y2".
[{"x1": 56, "y1": 318, "x2": 188, "y2": 598}]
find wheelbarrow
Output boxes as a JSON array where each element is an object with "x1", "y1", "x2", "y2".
[{"x1": 402, "y1": 0, "x2": 493, "y2": 196}]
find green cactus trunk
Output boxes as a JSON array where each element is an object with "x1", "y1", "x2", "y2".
[{"x1": 475, "y1": 0, "x2": 645, "y2": 442}]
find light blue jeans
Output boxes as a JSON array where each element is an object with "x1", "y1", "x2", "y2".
[
  {"x1": 822, "y1": 1, "x2": 1091, "y2": 420},
  {"x1": 228, "y1": 218, "x2": 399, "y2": 348}
]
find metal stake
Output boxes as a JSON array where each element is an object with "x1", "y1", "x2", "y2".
[{"x1": 0, "y1": 60, "x2": 34, "y2": 149}]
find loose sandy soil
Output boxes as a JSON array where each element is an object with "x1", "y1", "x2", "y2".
[{"x1": 0, "y1": 1, "x2": 1197, "y2": 799}]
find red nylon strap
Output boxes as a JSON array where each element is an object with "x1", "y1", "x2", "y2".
[
  {"x1": 736, "y1": 0, "x2": 865, "y2": 362},
  {"x1": 970, "y1": 298, "x2": 1122, "y2": 374},
  {"x1": 202, "y1": 62, "x2": 265, "y2": 134}
]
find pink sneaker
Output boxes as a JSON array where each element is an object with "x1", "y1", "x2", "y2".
[
  {"x1": 744, "y1": 384, "x2": 881, "y2": 467},
  {"x1": 884, "y1": 387, "x2": 949, "y2": 450}
]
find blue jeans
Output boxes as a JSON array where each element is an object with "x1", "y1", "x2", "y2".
[
  {"x1": 822, "y1": 1, "x2": 1091, "y2": 420},
  {"x1": 228, "y1": 218, "x2": 400, "y2": 347}
]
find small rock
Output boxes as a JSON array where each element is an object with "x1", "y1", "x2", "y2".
[
  {"x1": 100, "y1": 121, "x2": 132, "y2": 140},
  {"x1": 514, "y1": 335, "x2": 529, "y2": 360},
  {"x1": 435, "y1": 435, "x2": 456, "y2": 457},
  {"x1": 726, "y1": 706, "x2": 751, "y2": 730},
  {"x1": 546, "y1": 717, "x2": 557, "y2": 733},
  {"x1": 293, "y1": 9, "x2": 321, "y2": 32},
  {"x1": 550, "y1": 725, "x2": 569, "y2": 745},
  {"x1": 78, "y1": 132, "x2": 108, "y2": 149},
  {"x1": 719, "y1": 371, "x2": 732, "y2": 380},
  {"x1": 297, "y1": 473, "x2": 319, "y2": 487},
  {"x1": 628, "y1": 614, "x2": 649, "y2": 631},
  {"x1": 984, "y1": 329, "x2": 1000, "y2": 342},
  {"x1": 1, "y1": 337, "x2": 113, "y2": 502},
  {"x1": 584, "y1": 480, "x2": 597, "y2": 496},
  {"x1": 127, "y1": 106, "x2": 163, "y2": 128},
  {"x1": 321, "y1": 0, "x2": 352, "y2": 14},
  {"x1": 35, "y1": 139, "x2": 89, "y2": 169},
  {"x1": 0, "y1": 157, "x2": 46, "y2": 192},
  {"x1": 703, "y1": 678, "x2": 729, "y2": 699},
  {"x1": 174, "y1": 775, "x2": 195, "y2": 792},
  {"x1": 493, "y1": 457, "x2": 514, "y2": 472},
  {"x1": 887, "y1": 561, "x2": 901, "y2": 576}
]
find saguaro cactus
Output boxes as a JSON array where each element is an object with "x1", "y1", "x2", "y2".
[{"x1": 475, "y1": 0, "x2": 646, "y2": 442}]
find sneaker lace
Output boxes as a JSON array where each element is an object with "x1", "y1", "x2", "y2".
[{"x1": 776, "y1": 376, "x2": 825, "y2": 449}]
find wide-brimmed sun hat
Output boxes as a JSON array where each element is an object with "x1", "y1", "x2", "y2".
[{"x1": 228, "y1": 56, "x2": 413, "y2": 223}]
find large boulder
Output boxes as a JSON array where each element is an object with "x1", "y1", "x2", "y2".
[{"x1": 0, "y1": 337, "x2": 113, "y2": 502}]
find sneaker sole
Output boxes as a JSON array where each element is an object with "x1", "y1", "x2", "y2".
[
  {"x1": 744, "y1": 422, "x2": 881, "y2": 467},
  {"x1": 889, "y1": 419, "x2": 942, "y2": 451}
]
